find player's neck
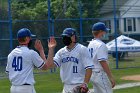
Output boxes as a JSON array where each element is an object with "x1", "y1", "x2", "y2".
[
  {"x1": 19, "y1": 41, "x2": 28, "y2": 46},
  {"x1": 67, "y1": 43, "x2": 76, "y2": 49},
  {"x1": 19, "y1": 44, "x2": 28, "y2": 47},
  {"x1": 94, "y1": 37, "x2": 101, "y2": 40},
  {"x1": 94, "y1": 35, "x2": 102, "y2": 39}
]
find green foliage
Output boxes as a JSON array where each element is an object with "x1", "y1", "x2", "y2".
[
  {"x1": 11, "y1": 0, "x2": 106, "y2": 20},
  {"x1": 0, "y1": 0, "x2": 8, "y2": 20},
  {"x1": 35, "y1": 1, "x2": 48, "y2": 19},
  {"x1": 0, "y1": 0, "x2": 107, "y2": 57},
  {"x1": 12, "y1": 1, "x2": 48, "y2": 20},
  {"x1": 51, "y1": 0, "x2": 64, "y2": 18},
  {"x1": 9, "y1": 0, "x2": 108, "y2": 53}
]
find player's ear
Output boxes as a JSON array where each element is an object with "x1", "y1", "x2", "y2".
[
  {"x1": 71, "y1": 35, "x2": 75, "y2": 42},
  {"x1": 26, "y1": 37, "x2": 31, "y2": 43},
  {"x1": 73, "y1": 35, "x2": 77, "y2": 42}
]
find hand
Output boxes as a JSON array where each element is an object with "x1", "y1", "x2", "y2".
[
  {"x1": 80, "y1": 83, "x2": 89, "y2": 93},
  {"x1": 48, "y1": 37, "x2": 57, "y2": 49},
  {"x1": 72, "y1": 83, "x2": 88, "y2": 93},
  {"x1": 110, "y1": 77, "x2": 115, "y2": 88},
  {"x1": 34, "y1": 39, "x2": 44, "y2": 52}
]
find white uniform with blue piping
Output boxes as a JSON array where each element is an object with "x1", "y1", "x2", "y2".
[
  {"x1": 88, "y1": 38, "x2": 113, "y2": 93},
  {"x1": 6, "y1": 46, "x2": 45, "y2": 93},
  {"x1": 54, "y1": 43, "x2": 94, "y2": 93}
]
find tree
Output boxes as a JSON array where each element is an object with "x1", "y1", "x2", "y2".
[
  {"x1": 11, "y1": 0, "x2": 107, "y2": 39},
  {"x1": 12, "y1": 0, "x2": 107, "y2": 19}
]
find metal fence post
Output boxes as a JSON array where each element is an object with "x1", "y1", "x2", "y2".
[
  {"x1": 48, "y1": 0, "x2": 51, "y2": 37},
  {"x1": 52, "y1": 19, "x2": 54, "y2": 36},
  {"x1": 8, "y1": 0, "x2": 13, "y2": 51},
  {"x1": 78, "y1": 0, "x2": 83, "y2": 42},
  {"x1": 113, "y1": 0, "x2": 119, "y2": 69}
]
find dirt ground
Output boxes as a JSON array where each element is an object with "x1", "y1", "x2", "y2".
[{"x1": 121, "y1": 75, "x2": 140, "y2": 81}]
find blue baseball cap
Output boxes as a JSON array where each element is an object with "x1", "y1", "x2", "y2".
[
  {"x1": 17, "y1": 28, "x2": 36, "y2": 38},
  {"x1": 92, "y1": 22, "x2": 110, "y2": 32},
  {"x1": 61, "y1": 28, "x2": 76, "y2": 37}
]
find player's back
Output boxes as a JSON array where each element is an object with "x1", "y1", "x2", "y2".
[
  {"x1": 88, "y1": 39, "x2": 103, "y2": 57},
  {"x1": 7, "y1": 46, "x2": 35, "y2": 85},
  {"x1": 88, "y1": 39, "x2": 108, "y2": 71}
]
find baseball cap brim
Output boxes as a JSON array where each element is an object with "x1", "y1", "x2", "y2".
[
  {"x1": 104, "y1": 28, "x2": 110, "y2": 32},
  {"x1": 61, "y1": 34, "x2": 71, "y2": 37},
  {"x1": 31, "y1": 34, "x2": 36, "y2": 38}
]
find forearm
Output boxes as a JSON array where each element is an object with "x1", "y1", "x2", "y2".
[
  {"x1": 46, "y1": 48, "x2": 56, "y2": 68},
  {"x1": 35, "y1": 38, "x2": 57, "y2": 70},
  {"x1": 100, "y1": 61, "x2": 113, "y2": 79},
  {"x1": 84, "y1": 68, "x2": 92, "y2": 84},
  {"x1": 39, "y1": 49, "x2": 47, "y2": 62}
]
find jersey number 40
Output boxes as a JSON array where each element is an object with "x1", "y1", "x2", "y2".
[{"x1": 12, "y1": 56, "x2": 23, "y2": 71}]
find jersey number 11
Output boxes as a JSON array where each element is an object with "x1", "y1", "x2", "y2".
[{"x1": 73, "y1": 66, "x2": 78, "y2": 73}]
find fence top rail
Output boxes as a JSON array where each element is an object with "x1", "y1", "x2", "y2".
[
  {"x1": 1, "y1": 16, "x2": 140, "y2": 23},
  {"x1": 0, "y1": 20, "x2": 9, "y2": 23}
]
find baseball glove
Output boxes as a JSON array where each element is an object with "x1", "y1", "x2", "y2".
[{"x1": 72, "y1": 83, "x2": 89, "y2": 93}]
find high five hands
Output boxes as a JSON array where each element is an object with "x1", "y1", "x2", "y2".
[
  {"x1": 48, "y1": 37, "x2": 57, "y2": 49},
  {"x1": 34, "y1": 36, "x2": 57, "y2": 52}
]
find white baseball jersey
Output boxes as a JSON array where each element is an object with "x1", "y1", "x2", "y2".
[
  {"x1": 88, "y1": 38, "x2": 108, "y2": 71},
  {"x1": 6, "y1": 46, "x2": 45, "y2": 86},
  {"x1": 88, "y1": 38, "x2": 113, "y2": 93},
  {"x1": 54, "y1": 43, "x2": 94, "y2": 85}
]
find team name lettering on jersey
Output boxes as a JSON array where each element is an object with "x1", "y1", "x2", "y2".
[{"x1": 62, "y1": 56, "x2": 79, "y2": 64}]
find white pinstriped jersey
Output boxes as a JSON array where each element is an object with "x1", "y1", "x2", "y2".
[
  {"x1": 6, "y1": 46, "x2": 45, "y2": 86},
  {"x1": 53, "y1": 43, "x2": 94, "y2": 84},
  {"x1": 88, "y1": 39, "x2": 108, "y2": 71}
]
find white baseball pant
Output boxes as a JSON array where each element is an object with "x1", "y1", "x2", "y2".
[
  {"x1": 91, "y1": 71, "x2": 113, "y2": 93},
  {"x1": 10, "y1": 85, "x2": 36, "y2": 93}
]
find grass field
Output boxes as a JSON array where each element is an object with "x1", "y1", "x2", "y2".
[
  {"x1": 0, "y1": 67, "x2": 140, "y2": 93},
  {"x1": 109, "y1": 54, "x2": 140, "y2": 68},
  {"x1": 114, "y1": 86, "x2": 140, "y2": 93},
  {"x1": 1, "y1": 54, "x2": 140, "y2": 93}
]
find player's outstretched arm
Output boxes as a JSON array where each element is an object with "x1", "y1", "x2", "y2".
[
  {"x1": 35, "y1": 39, "x2": 47, "y2": 61},
  {"x1": 100, "y1": 61, "x2": 116, "y2": 88},
  {"x1": 34, "y1": 37, "x2": 56, "y2": 70},
  {"x1": 46, "y1": 37, "x2": 57, "y2": 69},
  {"x1": 35, "y1": 39, "x2": 48, "y2": 70}
]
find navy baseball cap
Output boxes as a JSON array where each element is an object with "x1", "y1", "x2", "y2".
[
  {"x1": 92, "y1": 22, "x2": 110, "y2": 32},
  {"x1": 17, "y1": 28, "x2": 36, "y2": 38},
  {"x1": 61, "y1": 28, "x2": 76, "y2": 37}
]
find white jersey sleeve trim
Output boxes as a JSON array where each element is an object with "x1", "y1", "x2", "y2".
[
  {"x1": 85, "y1": 65, "x2": 94, "y2": 69},
  {"x1": 5, "y1": 71, "x2": 9, "y2": 73},
  {"x1": 98, "y1": 58, "x2": 107, "y2": 62},
  {"x1": 38, "y1": 62, "x2": 45, "y2": 69},
  {"x1": 54, "y1": 60, "x2": 60, "y2": 67}
]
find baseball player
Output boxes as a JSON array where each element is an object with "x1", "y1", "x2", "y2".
[
  {"x1": 49, "y1": 28, "x2": 94, "y2": 93},
  {"x1": 88, "y1": 22, "x2": 115, "y2": 93},
  {"x1": 6, "y1": 28, "x2": 56, "y2": 93}
]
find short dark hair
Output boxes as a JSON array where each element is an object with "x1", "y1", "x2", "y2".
[
  {"x1": 18, "y1": 37, "x2": 27, "y2": 43},
  {"x1": 92, "y1": 30, "x2": 103, "y2": 36}
]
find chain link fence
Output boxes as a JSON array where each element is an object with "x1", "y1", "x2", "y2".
[{"x1": 1, "y1": 0, "x2": 140, "y2": 78}]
